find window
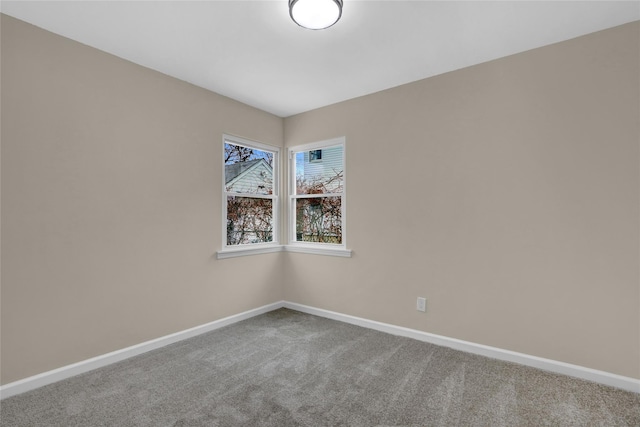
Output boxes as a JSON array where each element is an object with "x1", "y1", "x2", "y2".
[
  {"x1": 218, "y1": 135, "x2": 349, "y2": 259},
  {"x1": 289, "y1": 138, "x2": 345, "y2": 248},
  {"x1": 222, "y1": 135, "x2": 279, "y2": 249},
  {"x1": 309, "y1": 149, "x2": 322, "y2": 162}
]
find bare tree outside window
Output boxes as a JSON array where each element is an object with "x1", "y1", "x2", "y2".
[{"x1": 225, "y1": 143, "x2": 273, "y2": 168}]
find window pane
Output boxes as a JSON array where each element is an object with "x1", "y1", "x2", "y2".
[
  {"x1": 225, "y1": 142, "x2": 274, "y2": 195},
  {"x1": 295, "y1": 145, "x2": 343, "y2": 195},
  {"x1": 295, "y1": 197, "x2": 342, "y2": 244},
  {"x1": 227, "y1": 196, "x2": 273, "y2": 245}
]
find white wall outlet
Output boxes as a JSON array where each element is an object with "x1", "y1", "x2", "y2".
[{"x1": 417, "y1": 297, "x2": 426, "y2": 312}]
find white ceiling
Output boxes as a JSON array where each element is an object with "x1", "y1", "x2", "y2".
[{"x1": 2, "y1": 1, "x2": 639, "y2": 117}]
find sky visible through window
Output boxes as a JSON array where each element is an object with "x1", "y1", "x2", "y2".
[
  {"x1": 296, "y1": 152, "x2": 304, "y2": 178},
  {"x1": 224, "y1": 143, "x2": 273, "y2": 166}
]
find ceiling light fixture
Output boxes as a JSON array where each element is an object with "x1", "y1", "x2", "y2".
[{"x1": 289, "y1": 0, "x2": 343, "y2": 30}]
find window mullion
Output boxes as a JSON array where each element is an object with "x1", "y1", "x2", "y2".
[
  {"x1": 226, "y1": 192, "x2": 276, "y2": 200},
  {"x1": 291, "y1": 193, "x2": 343, "y2": 199}
]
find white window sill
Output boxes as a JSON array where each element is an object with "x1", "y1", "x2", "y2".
[
  {"x1": 217, "y1": 245, "x2": 283, "y2": 260},
  {"x1": 283, "y1": 245, "x2": 352, "y2": 258},
  {"x1": 217, "y1": 244, "x2": 352, "y2": 259}
]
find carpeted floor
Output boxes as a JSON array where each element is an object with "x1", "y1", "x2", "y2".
[{"x1": 1, "y1": 308, "x2": 639, "y2": 426}]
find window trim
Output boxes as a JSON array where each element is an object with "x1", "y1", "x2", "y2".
[
  {"x1": 217, "y1": 244, "x2": 351, "y2": 259},
  {"x1": 218, "y1": 134, "x2": 280, "y2": 257},
  {"x1": 217, "y1": 244, "x2": 283, "y2": 260},
  {"x1": 288, "y1": 137, "x2": 347, "y2": 252}
]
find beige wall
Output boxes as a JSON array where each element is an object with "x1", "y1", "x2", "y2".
[
  {"x1": 1, "y1": 15, "x2": 284, "y2": 384},
  {"x1": 1, "y1": 13, "x2": 638, "y2": 385},
  {"x1": 284, "y1": 22, "x2": 639, "y2": 379}
]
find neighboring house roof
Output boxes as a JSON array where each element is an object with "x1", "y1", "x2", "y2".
[{"x1": 225, "y1": 158, "x2": 273, "y2": 193}]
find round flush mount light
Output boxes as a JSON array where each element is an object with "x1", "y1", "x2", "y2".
[{"x1": 289, "y1": 0, "x2": 343, "y2": 30}]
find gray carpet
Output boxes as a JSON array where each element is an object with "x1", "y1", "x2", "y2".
[{"x1": 1, "y1": 308, "x2": 639, "y2": 426}]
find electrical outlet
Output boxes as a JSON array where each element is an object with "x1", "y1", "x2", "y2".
[{"x1": 417, "y1": 297, "x2": 426, "y2": 312}]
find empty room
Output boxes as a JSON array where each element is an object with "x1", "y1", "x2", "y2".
[{"x1": 1, "y1": 1, "x2": 639, "y2": 425}]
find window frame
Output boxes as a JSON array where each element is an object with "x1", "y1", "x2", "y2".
[
  {"x1": 218, "y1": 134, "x2": 281, "y2": 258},
  {"x1": 287, "y1": 137, "x2": 350, "y2": 257}
]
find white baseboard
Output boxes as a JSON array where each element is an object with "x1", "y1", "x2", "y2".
[
  {"x1": 0, "y1": 301, "x2": 285, "y2": 399},
  {"x1": 2, "y1": 300, "x2": 638, "y2": 399},
  {"x1": 283, "y1": 302, "x2": 640, "y2": 394}
]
